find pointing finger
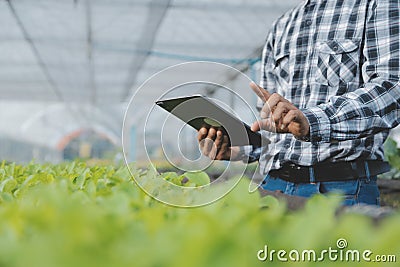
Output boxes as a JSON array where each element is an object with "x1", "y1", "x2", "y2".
[{"x1": 250, "y1": 82, "x2": 270, "y2": 103}]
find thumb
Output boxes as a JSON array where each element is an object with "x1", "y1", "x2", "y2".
[
  {"x1": 251, "y1": 119, "x2": 276, "y2": 132},
  {"x1": 251, "y1": 121, "x2": 262, "y2": 132}
]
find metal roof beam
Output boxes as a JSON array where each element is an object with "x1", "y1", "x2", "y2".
[
  {"x1": 121, "y1": 0, "x2": 171, "y2": 101},
  {"x1": 6, "y1": 0, "x2": 65, "y2": 102}
]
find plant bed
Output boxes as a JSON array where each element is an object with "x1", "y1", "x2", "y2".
[
  {"x1": 157, "y1": 163, "x2": 400, "y2": 209},
  {"x1": 0, "y1": 161, "x2": 399, "y2": 267},
  {"x1": 377, "y1": 178, "x2": 400, "y2": 208}
]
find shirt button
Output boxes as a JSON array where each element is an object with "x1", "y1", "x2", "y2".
[
  {"x1": 285, "y1": 144, "x2": 290, "y2": 148},
  {"x1": 333, "y1": 46, "x2": 339, "y2": 51},
  {"x1": 306, "y1": 20, "x2": 312, "y2": 26}
]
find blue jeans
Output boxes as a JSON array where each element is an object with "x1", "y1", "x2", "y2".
[{"x1": 261, "y1": 174, "x2": 380, "y2": 206}]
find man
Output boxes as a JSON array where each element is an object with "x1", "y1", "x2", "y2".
[{"x1": 198, "y1": 0, "x2": 400, "y2": 205}]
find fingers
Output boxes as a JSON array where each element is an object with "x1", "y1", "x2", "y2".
[
  {"x1": 249, "y1": 82, "x2": 289, "y2": 125},
  {"x1": 198, "y1": 127, "x2": 210, "y2": 156},
  {"x1": 260, "y1": 93, "x2": 290, "y2": 119},
  {"x1": 250, "y1": 82, "x2": 270, "y2": 103},
  {"x1": 202, "y1": 127, "x2": 217, "y2": 157},
  {"x1": 254, "y1": 108, "x2": 310, "y2": 137},
  {"x1": 215, "y1": 135, "x2": 230, "y2": 160},
  {"x1": 272, "y1": 102, "x2": 291, "y2": 129},
  {"x1": 251, "y1": 119, "x2": 275, "y2": 132},
  {"x1": 251, "y1": 121, "x2": 261, "y2": 132},
  {"x1": 283, "y1": 110, "x2": 310, "y2": 138},
  {"x1": 198, "y1": 127, "x2": 211, "y2": 156},
  {"x1": 255, "y1": 92, "x2": 294, "y2": 131},
  {"x1": 282, "y1": 110, "x2": 298, "y2": 128},
  {"x1": 210, "y1": 130, "x2": 223, "y2": 159},
  {"x1": 248, "y1": 87, "x2": 311, "y2": 138},
  {"x1": 197, "y1": 127, "x2": 208, "y2": 142},
  {"x1": 252, "y1": 107, "x2": 298, "y2": 133},
  {"x1": 198, "y1": 127, "x2": 230, "y2": 159}
]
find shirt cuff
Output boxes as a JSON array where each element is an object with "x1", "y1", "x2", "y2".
[
  {"x1": 301, "y1": 106, "x2": 331, "y2": 143},
  {"x1": 238, "y1": 146, "x2": 261, "y2": 163}
]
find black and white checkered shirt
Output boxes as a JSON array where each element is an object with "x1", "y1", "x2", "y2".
[{"x1": 251, "y1": 0, "x2": 400, "y2": 173}]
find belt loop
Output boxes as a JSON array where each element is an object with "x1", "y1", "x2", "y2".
[
  {"x1": 351, "y1": 162, "x2": 359, "y2": 180},
  {"x1": 309, "y1": 167, "x2": 316, "y2": 184},
  {"x1": 364, "y1": 161, "x2": 371, "y2": 183}
]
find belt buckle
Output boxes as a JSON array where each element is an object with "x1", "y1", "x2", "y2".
[
  {"x1": 288, "y1": 163, "x2": 301, "y2": 182},
  {"x1": 289, "y1": 163, "x2": 302, "y2": 172},
  {"x1": 277, "y1": 163, "x2": 291, "y2": 181},
  {"x1": 288, "y1": 163, "x2": 312, "y2": 183},
  {"x1": 288, "y1": 163, "x2": 298, "y2": 169}
]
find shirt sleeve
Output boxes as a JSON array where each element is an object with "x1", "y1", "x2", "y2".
[
  {"x1": 241, "y1": 29, "x2": 278, "y2": 161},
  {"x1": 258, "y1": 29, "x2": 278, "y2": 111},
  {"x1": 237, "y1": 146, "x2": 262, "y2": 163},
  {"x1": 302, "y1": 0, "x2": 400, "y2": 143},
  {"x1": 236, "y1": 29, "x2": 277, "y2": 161}
]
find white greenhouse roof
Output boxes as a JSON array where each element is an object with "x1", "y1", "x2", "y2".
[{"x1": 0, "y1": 0, "x2": 299, "y2": 149}]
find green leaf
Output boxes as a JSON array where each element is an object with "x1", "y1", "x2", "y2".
[
  {"x1": 74, "y1": 169, "x2": 90, "y2": 189},
  {"x1": 259, "y1": 195, "x2": 279, "y2": 209},
  {"x1": 161, "y1": 172, "x2": 180, "y2": 181},
  {"x1": 183, "y1": 171, "x2": 210, "y2": 186},
  {"x1": 0, "y1": 177, "x2": 17, "y2": 193},
  {"x1": 384, "y1": 138, "x2": 398, "y2": 158}
]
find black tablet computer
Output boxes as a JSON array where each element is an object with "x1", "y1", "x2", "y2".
[{"x1": 155, "y1": 95, "x2": 262, "y2": 147}]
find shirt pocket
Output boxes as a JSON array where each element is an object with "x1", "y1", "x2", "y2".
[
  {"x1": 315, "y1": 39, "x2": 360, "y2": 87},
  {"x1": 274, "y1": 52, "x2": 290, "y2": 88}
]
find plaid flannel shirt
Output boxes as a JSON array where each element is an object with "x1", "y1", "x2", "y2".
[{"x1": 248, "y1": 0, "x2": 400, "y2": 174}]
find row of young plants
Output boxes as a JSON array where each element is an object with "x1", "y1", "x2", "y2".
[
  {"x1": 0, "y1": 161, "x2": 399, "y2": 267},
  {"x1": 383, "y1": 138, "x2": 400, "y2": 179}
]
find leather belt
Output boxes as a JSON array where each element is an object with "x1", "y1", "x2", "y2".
[{"x1": 268, "y1": 160, "x2": 390, "y2": 183}]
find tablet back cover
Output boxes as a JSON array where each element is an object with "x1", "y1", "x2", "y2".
[{"x1": 156, "y1": 95, "x2": 261, "y2": 147}]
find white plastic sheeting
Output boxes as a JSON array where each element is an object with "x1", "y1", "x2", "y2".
[{"x1": 0, "y1": 0, "x2": 299, "y2": 155}]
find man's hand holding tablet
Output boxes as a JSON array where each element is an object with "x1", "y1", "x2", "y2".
[
  {"x1": 197, "y1": 82, "x2": 310, "y2": 161},
  {"x1": 197, "y1": 127, "x2": 241, "y2": 161},
  {"x1": 156, "y1": 93, "x2": 263, "y2": 162}
]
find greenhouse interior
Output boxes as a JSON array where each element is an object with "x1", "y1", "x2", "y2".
[
  {"x1": 0, "y1": 0, "x2": 300, "y2": 163},
  {"x1": 0, "y1": 1, "x2": 399, "y2": 267}
]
